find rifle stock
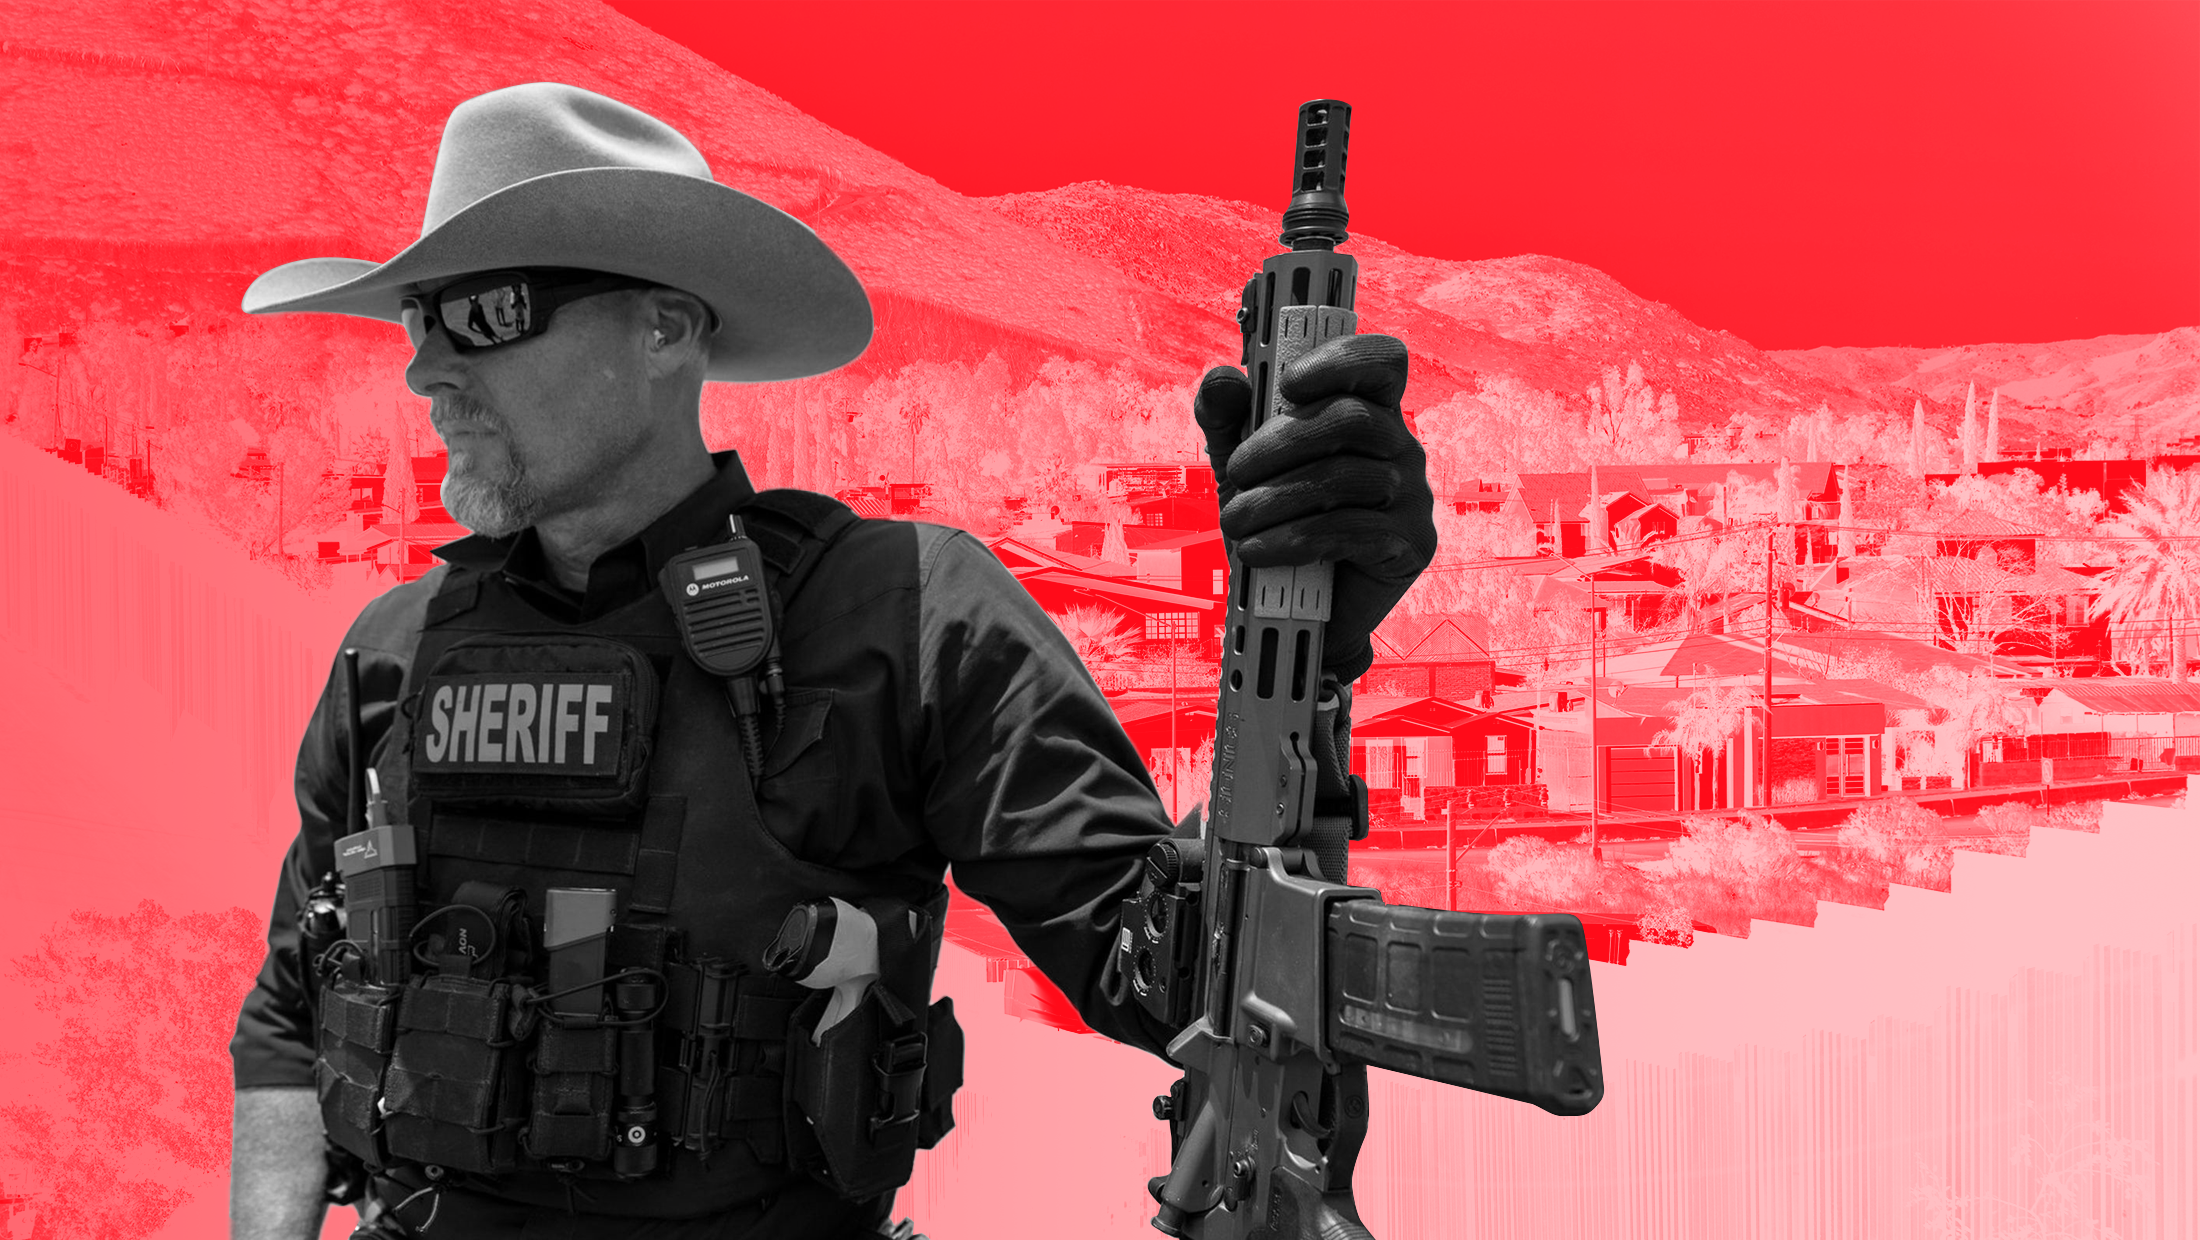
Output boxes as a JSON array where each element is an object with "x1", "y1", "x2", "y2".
[{"x1": 1117, "y1": 101, "x2": 1604, "y2": 1240}]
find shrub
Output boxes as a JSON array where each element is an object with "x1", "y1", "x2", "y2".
[
  {"x1": 1834, "y1": 797, "x2": 1954, "y2": 891},
  {"x1": 1658, "y1": 813, "x2": 1822, "y2": 935},
  {"x1": 2045, "y1": 800, "x2": 2104, "y2": 833},
  {"x1": 1773, "y1": 776, "x2": 1819, "y2": 805},
  {"x1": 1483, "y1": 837, "x2": 1680, "y2": 933},
  {"x1": 1966, "y1": 801, "x2": 2038, "y2": 856}
]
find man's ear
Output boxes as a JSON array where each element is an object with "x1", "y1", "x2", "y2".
[{"x1": 638, "y1": 287, "x2": 714, "y2": 376}]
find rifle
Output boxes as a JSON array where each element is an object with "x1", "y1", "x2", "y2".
[{"x1": 1115, "y1": 101, "x2": 1604, "y2": 1240}]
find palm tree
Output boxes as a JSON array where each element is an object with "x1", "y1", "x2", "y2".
[
  {"x1": 2093, "y1": 467, "x2": 2200, "y2": 680},
  {"x1": 1653, "y1": 684, "x2": 1753, "y2": 803},
  {"x1": 1048, "y1": 604, "x2": 1142, "y2": 671}
]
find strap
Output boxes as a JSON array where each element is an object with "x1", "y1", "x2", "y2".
[
  {"x1": 629, "y1": 795, "x2": 687, "y2": 919},
  {"x1": 737, "y1": 489, "x2": 864, "y2": 610}
]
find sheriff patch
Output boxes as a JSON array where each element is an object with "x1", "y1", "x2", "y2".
[{"x1": 420, "y1": 675, "x2": 628, "y2": 775}]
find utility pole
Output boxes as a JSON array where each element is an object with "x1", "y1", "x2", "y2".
[
  {"x1": 1445, "y1": 800, "x2": 1458, "y2": 911},
  {"x1": 1168, "y1": 636, "x2": 1179, "y2": 819},
  {"x1": 1588, "y1": 568, "x2": 1602, "y2": 859},
  {"x1": 1763, "y1": 522, "x2": 1776, "y2": 808}
]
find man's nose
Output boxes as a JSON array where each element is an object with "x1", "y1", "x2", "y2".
[{"x1": 405, "y1": 323, "x2": 468, "y2": 397}]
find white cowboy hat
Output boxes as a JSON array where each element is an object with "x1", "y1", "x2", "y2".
[{"x1": 241, "y1": 82, "x2": 872, "y2": 382}]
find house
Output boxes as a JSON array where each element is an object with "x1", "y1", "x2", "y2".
[
  {"x1": 1125, "y1": 528, "x2": 1229, "y2": 614},
  {"x1": 1100, "y1": 461, "x2": 1218, "y2": 529},
  {"x1": 1929, "y1": 510, "x2": 2040, "y2": 570},
  {"x1": 1359, "y1": 618, "x2": 1501, "y2": 701},
  {"x1": 1797, "y1": 557, "x2": 2107, "y2": 671},
  {"x1": 1451, "y1": 478, "x2": 1509, "y2": 514},
  {"x1": 307, "y1": 452, "x2": 466, "y2": 579},
  {"x1": 1515, "y1": 553, "x2": 1682, "y2": 630},
  {"x1": 2020, "y1": 679, "x2": 2200, "y2": 773},
  {"x1": 1506, "y1": 463, "x2": 1841, "y2": 560},
  {"x1": 1348, "y1": 697, "x2": 1540, "y2": 833},
  {"x1": 988, "y1": 535, "x2": 1220, "y2": 641},
  {"x1": 1534, "y1": 684, "x2": 1892, "y2": 813}
]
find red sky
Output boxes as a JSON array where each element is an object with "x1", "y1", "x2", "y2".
[{"x1": 610, "y1": 0, "x2": 2200, "y2": 352}]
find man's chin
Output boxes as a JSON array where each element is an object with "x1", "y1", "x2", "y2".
[{"x1": 442, "y1": 476, "x2": 538, "y2": 539}]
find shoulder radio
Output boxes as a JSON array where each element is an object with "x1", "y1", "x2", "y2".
[{"x1": 660, "y1": 514, "x2": 785, "y2": 778}]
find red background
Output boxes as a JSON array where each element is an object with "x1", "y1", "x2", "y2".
[{"x1": 612, "y1": 0, "x2": 2200, "y2": 350}]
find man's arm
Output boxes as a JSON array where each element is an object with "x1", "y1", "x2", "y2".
[
  {"x1": 230, "y1": 583, "x2": 429, "y2": 1225},
  {"x1": 231, "y1": 1087, "x2": 326, "y2": 1240},
  {"x1": 912, "y1": 528, "x2": 1180, "y2": 1055}
]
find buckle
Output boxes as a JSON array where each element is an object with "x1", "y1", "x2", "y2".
[{"x1": 869, "y1": 1032, "x2": 928, "y2": 1135}]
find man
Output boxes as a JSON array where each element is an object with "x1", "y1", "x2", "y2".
[{"x1": 230, "y1": 83, "x2": 1433, "y2": 1239}]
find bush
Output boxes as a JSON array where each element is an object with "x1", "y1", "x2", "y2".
[
  {"x1": 1773, "y1": 776, "x2": 1819, "y2": 805},
  {"x1": 1967, "y1": 801, "x2": 2039, "y2": 856},
  {"x1": 1834, "y1": 798, "x2": 1954, "y2": 891},
  {"x1": 2045, "y1": 800, "x2": 2104, "y2": 833},
  {"x1": 1659, "y1": 813, "x2": 1823, "y2": 936},
  {"x1": 1484, "y1": 837, "x2": 1688, "y2": 945}
]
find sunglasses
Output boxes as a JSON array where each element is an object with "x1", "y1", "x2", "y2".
[{"x1": 401, "y1": 269, "x2": 663, "y2": 352}]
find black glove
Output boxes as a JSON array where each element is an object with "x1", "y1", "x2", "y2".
[{"x1": 1193, "y1": 333, "x2": 1436, "y2": 683}]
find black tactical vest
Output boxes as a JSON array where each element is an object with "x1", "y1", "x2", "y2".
[{"x1": 325, "y1": 491, "x2": 962, "y2": 1220}]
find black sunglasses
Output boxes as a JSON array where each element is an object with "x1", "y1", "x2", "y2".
[{"x1": 401, "y1": 268, "x2": 663, "y2": 352}]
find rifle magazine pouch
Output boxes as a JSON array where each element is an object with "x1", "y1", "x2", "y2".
[
  {"x1": 524, "y1": 1022, "x2": 618, "y2": 1163},
  {"x1": 783, "y1": 983, "x2": 926, "y2": 1200},
  {"x1": 382, "y1": 974, "x2": 528, "y2": 1173},
  {"x1": 315, "y1": 978, "x2": 400, "y2": 1168}
]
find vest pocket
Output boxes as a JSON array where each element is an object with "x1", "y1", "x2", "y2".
[
  {"x1": 763, "y1": 687, "x2": 836, "y2": 780},
  {"x1": 315, "y1": 979, "x2": 401, "y2": 1169},
  {"x1": 381, "y1": 974, "x2": 529, "y2": 1174},
  {"x1": 524, "y1": 1024, "x2": 617, "y2": 1163}
]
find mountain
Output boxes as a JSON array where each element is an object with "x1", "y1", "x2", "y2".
[
  {"x1": 1768, "y1": 329, "x2": 2200, "y2": 453},
  {"x1": 983, "y1": 182, "x2": 1878, "y2": 426}
]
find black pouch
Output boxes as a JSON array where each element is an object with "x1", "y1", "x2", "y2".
[
  {"x1": 315, "y1": 977, "x2": 401, "y2": 1169},
  {"x1": 382, "y1": 972, "x2": 530, "y2": 1173},
  {"x1": 410, "y1": 634, "x2": 660, "y2": 820},
  {"x1": 525, "y1": 1022, "x2": 618, "y2": 1164},
  {"x1": 916, "y1": 997, "x2": 962, "y2": 1150},
  {"x1": 783, "y1": 983, "x2": 931, "y2": 1201}
]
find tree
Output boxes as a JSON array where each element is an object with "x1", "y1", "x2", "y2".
[
  {"x1": 1584, "y1": 361, "x2": 1685, "y2": 463},
  {"x1": 2092, "y1": 466, "x2": 2200, "y2": 680},
  {"x1": 1652, "y1": 684, "x2": 1752, "y2": 791},
  {"x1": 1649, "y1": 522, "x2": 1759, "y2": 630},
  {"x1": 1047, "y1": 604, "x2": 1142, "y2": 687}
]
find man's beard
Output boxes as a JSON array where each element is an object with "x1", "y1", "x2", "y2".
[{"x1": 435, "y1": 394, "x2": 541, "y2": 538}]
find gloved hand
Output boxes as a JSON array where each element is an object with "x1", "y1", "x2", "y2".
[{"x1": 1193, "y1": 333, "x2": 1436, "y2": 683}]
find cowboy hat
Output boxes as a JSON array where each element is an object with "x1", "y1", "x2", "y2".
[{"x1": 241, "y1": 82, "x2": 872, "y2": 382}]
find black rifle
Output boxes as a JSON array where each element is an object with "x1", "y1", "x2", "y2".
[{"x1": 1115, "y1": 101, "x2": 1604, "y2": 1240}]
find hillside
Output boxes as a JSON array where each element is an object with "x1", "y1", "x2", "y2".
[
  {"x1": 984, "y1": 182, "x2": 1878, "y2": 428},
  {"x1": 1770, "y1": 328, "x2": 2200, "y2": 453}
]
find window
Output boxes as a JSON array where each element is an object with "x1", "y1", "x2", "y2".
[
  {"x1": 1145, "y1": 612, "x2": 1200, "y2": 641},
  {"x1": 1485, "y1": 733, "x2": 1508, "y2": 775},
  {"x1": 1212, "y1": 568, "x2": 1227, "y2": 595}
]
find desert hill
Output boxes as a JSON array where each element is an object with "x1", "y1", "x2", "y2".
[
  {"x1": 984, "y1": 182, "x2": 1876, "y2": 427},
  {"x1": 1770, "y1": 329, "x2": 2200, "y2": 452}
]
